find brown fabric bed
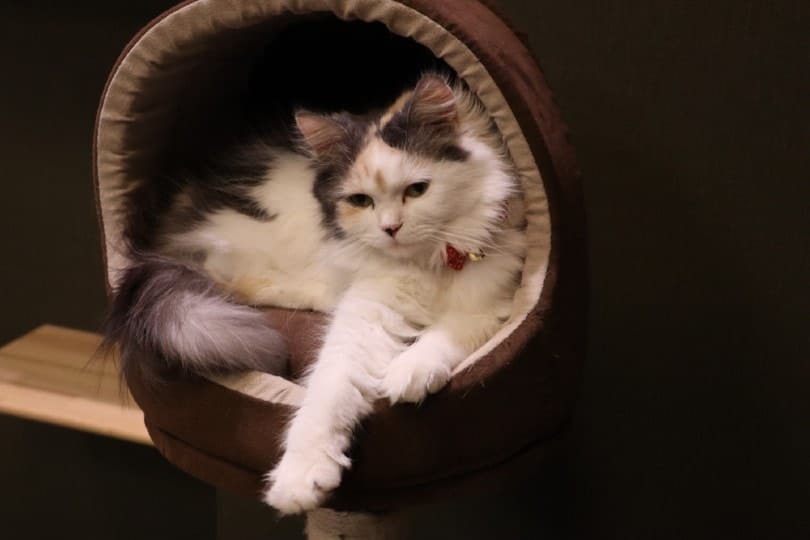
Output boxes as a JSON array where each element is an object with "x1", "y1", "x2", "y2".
[{"x1": 95, "y1": 0, "x2": 586, "y2": 512}]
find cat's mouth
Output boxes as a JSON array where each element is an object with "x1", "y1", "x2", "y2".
[
  {"x1": 366, "y1": 231, "x2": 434, "y2": 259},
  {"x1": 381, "y1": 238, "x2": 435, "y2": 261},
  {"x1": 385, "y1": 240, "x2": 408, "y2": 252},
  {"x1": 377, "y1": 236, "x2": 412, "y2": 254}
]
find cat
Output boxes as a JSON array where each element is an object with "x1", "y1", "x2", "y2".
[{"x1": 104, "y1": 73, "x2": 527, "y2": 514}]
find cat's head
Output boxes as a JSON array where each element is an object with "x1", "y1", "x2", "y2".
[{"x1": 296, "y1": 74, "x2": 514, "y2": 263}]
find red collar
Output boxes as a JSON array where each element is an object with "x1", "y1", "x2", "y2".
[{"x1": 445, "y1": 245, "x2": 485, "y2": 271}]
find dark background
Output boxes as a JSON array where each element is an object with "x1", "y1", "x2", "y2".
[{"x1": 1, "y1": 1, "x2": 807, "y2": 538}]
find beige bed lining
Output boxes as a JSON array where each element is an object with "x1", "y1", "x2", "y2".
[{"x1": 96, "y1": 0, "x2": 551, "y2": 407}]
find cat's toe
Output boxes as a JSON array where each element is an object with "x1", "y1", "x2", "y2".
[
  {"x1": 263, "y1": 450, "x2": 345, "y2": 514},
  {"x1": 382, "y1": 352, "x2": 451, "y2": 404}
]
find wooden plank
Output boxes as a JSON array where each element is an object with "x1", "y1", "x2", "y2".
[
  {"x1": 0, "y1": 352, "x2": 124, "y2": 405},
  {"x1": 0, "y1": 381, "x2": 151, "y2": 446},
  {"x1": 0, "y1": 324, "x2": 117, "y2": 375},
  {"x1": 0, "y1": 325, "x2": 151, "y2": 446}
]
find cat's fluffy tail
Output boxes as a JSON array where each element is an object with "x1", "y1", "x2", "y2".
[{"x1": 102, "y1": 254, "x2": 287, "y2": 384}]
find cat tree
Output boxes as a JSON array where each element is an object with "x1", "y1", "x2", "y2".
[{"x1": 94, "y1": 0, "x2": 585, "y2": 536}]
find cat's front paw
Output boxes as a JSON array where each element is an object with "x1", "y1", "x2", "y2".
[
  {"x1": 263, "y1": 448, "x2": 347, "y2": 514},
  {"x1": 381, "y1": 349, "x2": 451, "y2": 404}
]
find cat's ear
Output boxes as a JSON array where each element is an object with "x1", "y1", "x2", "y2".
[
  {"x1": 406, "y1": 75, "x2": 459, "y2": 131},
  {"x1": 380, "y1": 75, "x2": 468, "y2": 160},
  {"x1": 295, "y1": 111, "x2": 347, "y2": 160}
]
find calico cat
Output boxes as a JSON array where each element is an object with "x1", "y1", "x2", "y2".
[{"x1": 104, "y1": 73, "x2": 527, "y2": 513}]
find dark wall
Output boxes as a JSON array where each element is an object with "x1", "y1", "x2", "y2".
[
  {"x1": 0, "y1": 1, "x2": 807, "y2": 539},
  {"x1": 504, "y1": 2, "x2": 809, "y2": 538},
  {"x1": 0, "y1": 2, "x2": 173, "y2": 344}
]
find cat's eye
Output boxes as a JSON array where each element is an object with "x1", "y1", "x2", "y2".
[
  {"x1": 346, "y1": 193, "x2": 374, "y2": 208},
  {"x1": 404, "y1": 181, "x2": 430, "y2": 198}
]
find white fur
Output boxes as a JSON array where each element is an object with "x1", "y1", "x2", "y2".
[{"x1": 264, "y1": 137, "x2": 523, "y2": 513}]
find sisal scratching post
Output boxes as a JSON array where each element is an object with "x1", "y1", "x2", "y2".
[{"x1": 306, "y1": 509, "x2": 403, "y2": 539}]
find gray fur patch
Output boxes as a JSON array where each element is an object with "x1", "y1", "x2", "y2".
[
  {"x1": 378, "y1": 110, "x2": 469, "y2": 162},
  {"x1": 162, "y1": 138, "x2": 281, "y2": 239}
]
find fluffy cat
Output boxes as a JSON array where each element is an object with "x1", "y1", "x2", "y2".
[{"x1": 104, "y1": 73, "x2": 527, "y2": 513}]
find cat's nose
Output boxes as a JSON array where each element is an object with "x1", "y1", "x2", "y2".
[{"x1": 383, "y1": 224, "x2": 402, "y2": 238}]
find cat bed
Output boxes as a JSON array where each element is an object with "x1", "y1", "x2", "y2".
[{"x1": 95, "y1": 0, "x2": 586, "y2": 512}]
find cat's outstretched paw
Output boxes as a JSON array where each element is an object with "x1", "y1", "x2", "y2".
[
  {"x1": 382, "y1": 349, "x2": 451, "y2": 404},
  {"x1": 263, "y1": 449, "x2": 347, "y2": 514}
]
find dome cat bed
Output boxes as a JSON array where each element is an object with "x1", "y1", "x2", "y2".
[{"x1": 95, "y1": 0, "x2": 586, "y2": 513}]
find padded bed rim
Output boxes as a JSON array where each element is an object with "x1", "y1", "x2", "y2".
[{"x1": 147, "y1": 416, "x2": 570, "y2": 511}]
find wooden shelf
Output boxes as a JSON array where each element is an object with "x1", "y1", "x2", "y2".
[{"x1": 0, "y1": 325, "x2": 151, "y2": 446}]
